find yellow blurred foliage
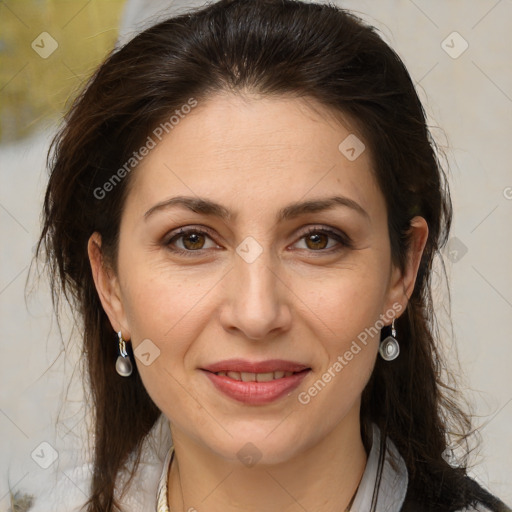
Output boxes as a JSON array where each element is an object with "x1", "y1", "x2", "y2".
[{"x1": 0, "y1": 0, "x2": 126, "y2": 142}]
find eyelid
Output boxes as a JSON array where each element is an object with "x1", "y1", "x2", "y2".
[{"x1": 165, "y1": 224, "x2": 217, "y2": 242}]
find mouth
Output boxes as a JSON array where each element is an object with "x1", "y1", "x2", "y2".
[{"x1": 200, "y1": 359, "x2": 311, "y2": 404}]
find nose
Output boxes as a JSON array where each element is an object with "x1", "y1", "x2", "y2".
[{"x1": 219, "y1": 246, "x2": 292, "y2": 341}]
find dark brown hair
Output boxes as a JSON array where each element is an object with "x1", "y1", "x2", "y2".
[{"x1": 35, "y1": 0, "x2": 508, "y2": 510}]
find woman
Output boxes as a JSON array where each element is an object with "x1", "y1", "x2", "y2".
[{"x1": 35, "y1": 0, "x2": 510, "y2": 510}]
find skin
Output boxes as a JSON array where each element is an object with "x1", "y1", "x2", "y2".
[{"x1": 88, "y1": 92, "x2": 428, "y2": 512}]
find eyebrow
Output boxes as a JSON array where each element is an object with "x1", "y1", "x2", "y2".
[{"x1": 143, "y1": 195, "x2": 369, "y2": 222}]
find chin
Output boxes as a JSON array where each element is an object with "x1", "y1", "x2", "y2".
[{"x1": 201, "y1": 423, "x2": 308, "y2": 466}]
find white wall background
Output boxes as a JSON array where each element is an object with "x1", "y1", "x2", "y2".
[{"x1": 1, "y1": 0, "x2": 511, "y2": 510}]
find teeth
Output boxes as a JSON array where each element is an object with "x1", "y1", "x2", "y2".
[
  {"x1": 256, "y1": 372, "x2": 274, "y2": 382},
  {"x1": 215, "y1": 370, "x2": 297, "y2": 381}
]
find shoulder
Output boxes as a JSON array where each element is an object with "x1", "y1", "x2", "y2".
[
  {"x1": 21, "y1": 414, "x2": 172, "y2": 511},
  {"x1": 400, "y1": 474, "x2": 511, "y2": 512}
]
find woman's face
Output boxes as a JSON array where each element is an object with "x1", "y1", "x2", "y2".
[{"x1": 89, "y1": 93, "x2": 425, "y2": 464}]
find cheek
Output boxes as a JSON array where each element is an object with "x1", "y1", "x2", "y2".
[
  {"x1": 119, "y1": 272, "x2": 213, "y2": 420},
  {"x1": 119, "y1": 261, "x2": 223, "y2": 392},
  {"x1": 313, "y1": 285, "x2": 382, "y2": 366},
  {"x1": 293, "y1": 261, "x2": 388, "y2": 393},
  {"x1": 294, "y1": 280, "x2": 382, "y2": 425},
  {"x1": 120, "y1": 255, "x2": 220, "y2": 341},
  {"x1": 295, "y1": 260, "x2": 390, "y2": 343}
]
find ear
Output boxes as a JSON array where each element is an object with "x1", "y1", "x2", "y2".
[
  {"x1": 87, "y1": 232, "x2": 131, "y2": 339},
  {"x1": 384, "y1": 216, "x2": 429, "y2": 317}
]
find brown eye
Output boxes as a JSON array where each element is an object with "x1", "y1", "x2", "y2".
[
  {"x1": 293, "y1": 227, "x2": 348, "y2": 252},
  {"x1": 181, "y1": 231, "x2": 206, "y2": 250},
  {"x1": 305, "y1": 232, "x2": 329, "y2": 250},
  {"x1": 165, "y1": 228, "x2": 219, "y2": 255}
]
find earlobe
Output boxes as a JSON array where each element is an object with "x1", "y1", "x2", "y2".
[{"x1": 87, "y1": 232, "x2": 130, "y2": 338}]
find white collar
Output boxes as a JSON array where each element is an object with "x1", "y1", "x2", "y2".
[
  {"x1": 351, "y1": 424, "x2": 408, "y2": 511},
  {"x1": 155, "y1": 424, "x2": 408, "y2": 512}
]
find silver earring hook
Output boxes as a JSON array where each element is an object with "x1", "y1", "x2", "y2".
[{"x1": 118, "y1": 331, "x2": 128, "y2": 357}]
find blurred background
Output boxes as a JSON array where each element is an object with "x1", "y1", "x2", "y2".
[
  {"x1": 1, "y1": 0, "x2": 511, "y2": 510},
  {"x1": 0, "y1": 1, "x2": 125, "y2": 142}
]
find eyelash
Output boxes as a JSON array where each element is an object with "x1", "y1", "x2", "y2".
[{"x1": 164, "y1": 225, "x2": 352, "y2": 257}]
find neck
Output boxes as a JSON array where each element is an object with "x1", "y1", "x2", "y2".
[{"x1": 167, "y1": 408, "x2": 367, "y2": 512}]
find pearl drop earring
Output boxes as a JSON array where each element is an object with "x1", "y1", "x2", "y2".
[
  {"x1": 379, "y1": 319, "x2": 400, "y2": 361},
  {"x1": 115, "y1": 331, "x2": 133, "y2": 377}
]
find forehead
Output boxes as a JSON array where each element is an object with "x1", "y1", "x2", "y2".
[{"x1": 124, "y1": 92, "x2": 383, "y2": 222}]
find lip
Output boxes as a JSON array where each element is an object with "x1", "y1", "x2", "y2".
[
  {"x1": 201, "y1": 358, "x2": 310, "y2": 374},
  {"x1": 201, "y1": 368, "x2": 310, "y2": 404}
]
